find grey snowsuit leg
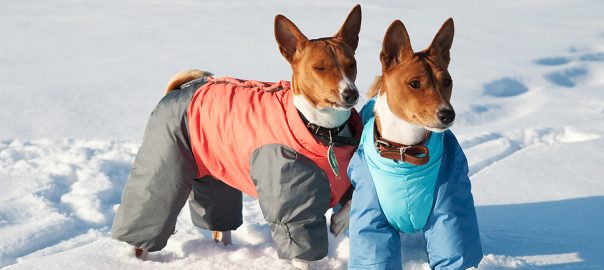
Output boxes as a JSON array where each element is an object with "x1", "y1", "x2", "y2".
[
  {"x1": 189, "y1": 176, "x2": 243, "y2": 231},
  {"x1": 111, "y1": 78, "x2": 242, "y2": 251},
  {"x1": 250, "y1": 144, "x2": 331, "y2": 261}
]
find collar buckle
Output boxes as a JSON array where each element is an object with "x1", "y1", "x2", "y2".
[
  {"x1": 375, "y1": 139, "x2": 390, "y2": 149},
  {"x1": 399, "y1": 146, "x2": 410, "y2": 161}
]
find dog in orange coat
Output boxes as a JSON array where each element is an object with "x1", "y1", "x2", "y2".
[{"x1": 112, "y1": 6, "x2": 363, "y2": 270}]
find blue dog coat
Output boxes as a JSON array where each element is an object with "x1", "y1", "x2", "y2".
[
  {"x1": 348, "y1": 100, "x2": 483, "y2": 269},
  {"x1": 363, "y1": 115, "x2": 444, "y2": 233}
]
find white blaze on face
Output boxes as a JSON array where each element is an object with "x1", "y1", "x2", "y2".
[{"x1": 338, "y1": 75, "x2": 356, "y2": 96}]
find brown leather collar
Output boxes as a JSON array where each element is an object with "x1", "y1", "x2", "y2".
[{"x1": 374, "y1": 116, "x2": 431, "y2": 165}]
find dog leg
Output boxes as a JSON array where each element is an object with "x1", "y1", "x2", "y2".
[
  {"x1": 133, "y1": 247, "x2": 148, "y2": 260},
  {"x1": 330, "y1": 200, "x2": 352, "y2": 236},
  {"x1": 212, "y1": 230, "x2": 232, "y2": 246},
  {"x1": 291, "y1": 258, "x2": 314, "y2": 270}
]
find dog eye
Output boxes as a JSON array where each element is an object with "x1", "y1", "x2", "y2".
[
  {"x1": 314, "y1": 66, "x2": 326, "y2": 71},
  {"x1": 409, "y1": 80, "x2": 420, "y2": 89},
  {"x1": 443, "y1": 78, "x2": 452, "y2": 87},
  {"x1": 348, "y1": 63, "x2": 356, "y2": 69}
]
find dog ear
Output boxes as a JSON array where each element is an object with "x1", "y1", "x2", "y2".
[
  {"x1": 380, "y1": 20, "x2": 413, "y2": 69},
  {"x1": 275, "y1": 15, "x2": 309, "y2": 63},
  {"x1": 334, "y1": 4, "x2": 362, "y2": 51},
  {"x1": 427, "y1": 18, "x2": 454, "y2": 66}
]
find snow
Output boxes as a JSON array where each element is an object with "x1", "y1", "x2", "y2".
[{"x1": 1, "y1": 0, "x2": 604, "y2": 269}]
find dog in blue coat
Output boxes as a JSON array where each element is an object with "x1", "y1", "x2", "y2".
[{"x1": 332, "y1": 18, "x2": 483, "y2": 269}]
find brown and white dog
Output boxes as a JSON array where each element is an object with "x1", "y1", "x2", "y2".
[
  {"x1": 346, "y1": 18, "x2": 483, "y2": 268},
  {"x1": 331, "y1": 19, "x2": 457, "y2": 236},
  {"x1": 369, "y1": 18, "x2": 456, "y2": 144},
  {"x1": 131, "y1": 6, "x2": 362, "y2": 269}
]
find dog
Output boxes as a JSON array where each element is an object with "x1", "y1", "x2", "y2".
[
  {"x1": 344, "y1": 19, "x2": 483, "y2": 269},
  {"x1": 111, "y1": 5, "x2": 362, "y2": 270}
]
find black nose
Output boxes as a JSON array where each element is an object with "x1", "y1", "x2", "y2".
[
  {"x1": 437, "y1": 109, "x2": 456, "y2": 125},
  {"x1": 342, "y1": 89, "x2": 359, "y2": 104}
]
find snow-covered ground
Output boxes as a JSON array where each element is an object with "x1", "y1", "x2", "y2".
[{"x1": 1, "y1": 0, "x2": 603, "y2": 269}]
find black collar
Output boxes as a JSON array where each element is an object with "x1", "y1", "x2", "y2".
[{"x1": 298, "y1": 111, "x2": 359, "y2": 146}]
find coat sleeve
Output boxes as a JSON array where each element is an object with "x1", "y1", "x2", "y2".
[
  {"x1": 348, "y1": 152, "x2": 402, "y2": 270},
  {"x1": 423, "y1": 132, "x2": 483, "y2": 269},
  {"x1": 250, "y1": 144, "x2": 331, "y2": 261}
]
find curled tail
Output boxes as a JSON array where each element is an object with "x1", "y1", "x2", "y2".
[{"x1": 165, "y1": 69, "x2": 213, "y2": 94}]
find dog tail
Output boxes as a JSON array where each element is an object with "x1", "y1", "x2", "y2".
[{"x1": 165, "y1": 69, "x2": 213, "y2": 94}]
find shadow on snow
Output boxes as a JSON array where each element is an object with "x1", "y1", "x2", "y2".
[{"x1": 476, "y1": 196, "x2": 604, "y2": 269}]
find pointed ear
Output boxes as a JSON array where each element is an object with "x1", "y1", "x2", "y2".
[
  {"x1": 380, "y1": 20, "x2": 413, "y2": 68},
  {"x1": 427, "y1": 18, "x2": 454, "y2": 66},
  {"x1": 275, "y1": 15, "x2": 308, "y2": 63},
  {"x1": 334, "y1": 4, "x2": 362, "y2": 51}
]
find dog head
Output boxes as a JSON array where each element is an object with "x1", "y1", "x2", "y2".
[
  {"x1": 369, "y1": 18, "x2": 455, "y2": 131},
  {"x1": 274, "y1": 5, "x2": 361, "y2": 110}
]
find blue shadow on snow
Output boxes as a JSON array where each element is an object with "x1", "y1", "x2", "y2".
[{"x1": 476, "y1": 196, "x2": 604, "y2": 269}]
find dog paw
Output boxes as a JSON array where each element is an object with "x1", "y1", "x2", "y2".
[
  {"x1": 291, "y1": 258, "x2": 314, "y2": 270},
  {"x1": 212, "y1": 231, "x2": 232, "y2": 246},
  {"x1": 330, "y1": 200, "x2": 351, "y2": 237},
  {"x1": 133, "y1": 247, "x2": 148, "y2": 260}
]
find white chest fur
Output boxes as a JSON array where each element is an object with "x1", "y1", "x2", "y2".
[
  {"x1": 293, "y1": 95, "x2": 352, "y2": 137},
  {"x1": 374, "y1": 93, "x2": 427, "y2": 145}
]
